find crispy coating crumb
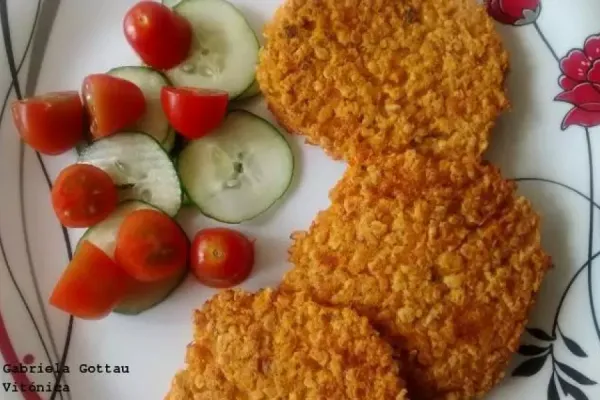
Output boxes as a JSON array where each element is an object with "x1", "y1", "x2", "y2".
[
  {"x1": 257, "y1": 0, "x2": 509, "y2": 162},
  {"x1": 165, "y1": 343, "x2": 244, "y2": 400},
  {"x1": 281, "y1": 152, "x2": 551, "y2": 399},
  {"x1": 165, "y1": 289, "x2": 409, "y2": 400}
]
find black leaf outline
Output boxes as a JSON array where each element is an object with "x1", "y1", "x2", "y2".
[
  {"x1": 548, "y1": 375, "x2": 560, "y2": 400},
  {"x1": 556, "y1": 361, "x2": 597, "y2": 385},
  {"x1": 506, "y1": 23, "x2": 600, "y2": 394},
  {"x1": 557, "y1": 374, "x2": 589, "y2": 400},
  {"x1": 518, "y1": 344, "x2": 549, "y2": 356},
  {"x1": 512, "y1": 355, "x2": 548, "y2": 377},
  {"x1": 526, "y1": 328, "x2": 555, "y2": 341},
  {"x1": 559, "y1": 328, "x2": 588, "y2": 358}
]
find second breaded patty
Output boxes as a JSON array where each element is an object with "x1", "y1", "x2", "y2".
[
  {"x1": 165, "y1": 289, "x2": 409, "y2": 400},
  {"x1": 257, "y1": 0, "x2": 509, "y2": 162},
  {"x1": 281, "y1": 152, "x2": 551, "y2": 399},
  {"x1": 166, "y1": 343, "x2": 243, "y2": 400}
]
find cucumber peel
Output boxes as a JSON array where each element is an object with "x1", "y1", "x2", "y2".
[
  {"x1": 235, "y1": 80, "x2": 261, "y2": 101},
  {"x1": 114, "y1": 267, "x2": 188, "y2": 315}
]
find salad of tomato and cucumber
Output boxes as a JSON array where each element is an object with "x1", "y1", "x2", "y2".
[{"x1": 10, "y1": 0, "x2": 294, "y2": 320}]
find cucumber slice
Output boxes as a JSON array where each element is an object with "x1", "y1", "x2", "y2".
[
  {"x1": 107, "y1": 66, "x2": 172, "y2": 149},
  {"x1": 79, "y1": 201, "x2": 188, "y2": 315},
  {"x1": 236, "y1": 80, "x2": 261, "y2": 101},
  {"x1": 114, "y1": 268, "x2": 187, "y2": 315},
  {"x1": 167, "y1": 0, "x2": 259, "y2": 99},
  {"x1": 177, "y1": 111, "x2": 294, "y2": 223},
  {"x1": 182, "y1": 193, "x2": 194, "y2": 207},
  {"x1": 79, "y1": 201, "x2": 153, "y2": 254},
  {"x1": 79, "y1": 132, "x2": 182, "y2": 217},
  {"x1": 163, "y1": 128, "x2": 177, "y2": 153}
]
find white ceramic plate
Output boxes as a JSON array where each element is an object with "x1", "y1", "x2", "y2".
[{"x1": 0, "y1": 0, "x2": 599, "y2": 399}]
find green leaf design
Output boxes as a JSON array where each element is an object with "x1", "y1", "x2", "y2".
[
  {"x1": 512, "y1": 355, "x2": 548, "y2": 377},
  {"x1": 518, "y1": 344, "x2": 549, "y2": 356},
  {"x1": 548, "y1": 375, "x2": 560, "y2": 400},
  {"x1": 557, "y1": 374, "x2": 589, "y2": 400},
  {"x1": 526, "y1": 327, "x2": 554, "y2": 341},
  {"x1": 556, "y1": 361, "x2": 597, "y2": 385},
  {"x1": 559, "y1": 331, "x2": 588, "y2": 357}
]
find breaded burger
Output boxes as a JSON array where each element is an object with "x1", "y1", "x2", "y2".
[
  {"x1": 165, "y1": 289, "x2": 409, "y2": 400},
  {"x1": 257, "y1": 0, "x2": 509, "y2": 162},
  {"x1": 281, "y1": 152, "x2": 551, "y2": 399}
]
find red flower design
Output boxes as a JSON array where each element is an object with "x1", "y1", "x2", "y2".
[
  {"x1": 486, "y1": 0, "x2": 541, "y2": 26},
  {"x1": 556, "y1": 35, "x2": 600, "y2": 129}
]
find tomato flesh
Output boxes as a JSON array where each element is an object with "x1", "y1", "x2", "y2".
[
  {"x1": 51, "y1": 164, "x2": 118, "y2": 228},
  {"x1": 161, "y1": 87, "x2": 228, "y2": 140},
  {"x1": 11, "y1": 91, "x2": 84, "y2": 155},
  {"x1": 115, "y1": 209, "x2": 189, "y2": 282},
  {"x1": 82, "y1": 74, "x2": 146, "y2": 138},
  {"x1": 190, "y1": 228, "x2": 254, "y2": 288},
  {"x1": 124, "y1": 1, "x2": 192, "y2": 70},
  {"x1": 49, "y1": 241, "x2": 133, "y2": 319}
]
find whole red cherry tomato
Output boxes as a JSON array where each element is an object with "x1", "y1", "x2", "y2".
[
  {"x1": 123, "y1": 1, "x2": 192, "y2": 70},
  {"x1": 190, "y1": 228, "x2": 254, "y2": 288}
]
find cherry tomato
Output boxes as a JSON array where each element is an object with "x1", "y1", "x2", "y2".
[
  {"x1": 190, "y1": 228, "x2": 254, "y2": 288},
  {"x1": 82, "y1": 74, "x2": 146, "y2": 138},
  {"x1": 115, "y1": 209, "x2": 189, "y2": 282},
  {"x1": 161, "y1": 87, "x2": 228, "y2": 139},
  {"x1": 124, "y1": 1, "x2": 192, "y2": 70},
  {"x1": 49, "y1": 241, "x2": 133, "y2": 319},
  {"x1": 51, "y1": 164, "x2": 118, "y2": 228},
  {"x1": 11, "y1": 91, "x2": 84, "y2": 155}
]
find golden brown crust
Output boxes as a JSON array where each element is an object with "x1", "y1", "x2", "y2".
[
  {"x1": 281, "y1": 152, "x2": 551, "y2": 399},
  {"x1": 166, "y1": 289, "x2": 409, "y2": 400},
  {"x1": 257, "y1": 0, "x2": 509, "y2": 162},
  {"x1": 165, "y1": 343, "x2": 245, "y2": 400}
]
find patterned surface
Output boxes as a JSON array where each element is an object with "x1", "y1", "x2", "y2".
[{"x1": 0, "y1": 0, "x2": 599, "y2": 399}]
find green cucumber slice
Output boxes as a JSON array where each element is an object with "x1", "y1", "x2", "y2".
[
  {"x1": 177, "y1": 111, "x2": 294, "y2": 223},
  {"x1": 114, "y1": 268, "x2": 187, "y2": 315},
  {"x1": 79, "y1": 201, "x2": 188, "y2": 315},
  {"x1": 235, "y1": 80, "x2": 261, "y2": 101},
  {"x1": 162, "y1": 0, "x2": 180, "y2": 7},
  {"x1": 163, "y1": 128, "x2": 177, "y2": 153},
  {"x1": 78, "y1": 201, "x2": 153, "y2": 254},
  {"x1": 79, "y1": 132, "x2": 182, "y2": 217},
  {"x1": 107, "y1": 66, "x2": 173, "y2": 150},
  {"x1": 182, "y1": 193, "x2": 193, "y2": 207},
  {"x1": 167, "y1": 0, "x2": 259, "y2": 99}
]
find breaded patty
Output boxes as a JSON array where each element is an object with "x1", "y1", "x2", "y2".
[
  {"x1": 166, "y1": 343, "x2": 243, "y2": 400},
  {"x1": 165, "y1": 289, "x2": 409, "y2": 400},
  {"x1": 257, "y1": 0, "x2": 509, "y2": 162},
  {"x1": 281, "y1": 152, "x2": 551, "y2": 399}
]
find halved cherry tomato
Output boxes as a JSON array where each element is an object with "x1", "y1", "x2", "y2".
[
  {"x1": 161, "y1": 87, "x2": 228, "y2": 139},
  {"x1": 51, "y1": 164, "x2": 118, "y2": 228},
  {"x1": 11, "y1": 91, "x2": 84, "y2": 155},
  {"x1": 82, "y1": 74, "x2": 146, "y2": 138},
  {"x1": 190, "y1": 228, "x2": 254, "y2": 288},
  {"x1": 124, "y1": 1, "x2": 192, "y2": 70},
  {"x1": 49, "y1": 241, "x2": 133, "y2": 319},
  {"x1": 115, "y1": 209, "x2": 188, "y2": 282}
]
